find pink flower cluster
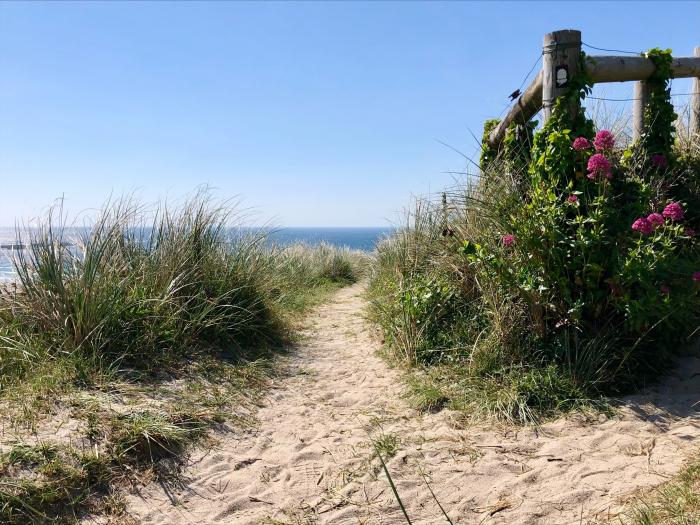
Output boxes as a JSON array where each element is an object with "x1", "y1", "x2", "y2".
[
  {"x1": 632, "y1": 217, "x2": 653, "y2": 235},
  {"x1": 572, "y1": 131, "x2": 617, "y2": 180},
  {"x1": 631, "y1": 203, "x2": 686, "y2": 235},
  {"x1": 647, "y1": 213, "x2": 664, "y2": 228},
  {"x1": 593, "y1": 130, "x2": 615, "y2": 151},
  {"x1": 567, "y1": 195, "x2": 578, "y2": 203},
  {"x1": 572, "y1": 137, "x2": 591, "y2": 151},
  {"x1": 587, "y1": 153, "x2": 612, "y2": 180},
  {"x1": 502, "y1": 234, "x2": 515, "y2": 247},
  {"x1": 662, "y1": 202, "x2": 684, "y2": 221}
]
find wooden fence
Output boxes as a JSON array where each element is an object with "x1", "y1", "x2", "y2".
[{"x1": 488, "y1": 29, "x2": 700, "y2": 149}]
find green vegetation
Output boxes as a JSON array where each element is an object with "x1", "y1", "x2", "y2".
[
  {"x1": 0, "y1": 442, "x2": 115, "y2": 524},
  {"x1": 371, "y1": 432, "x2": 400, "y2": 460},
  {"x1": 0, "y1": 192, "x2": 366, "y2": 523},
  {"x1": 610, "y1": 455, "x2": 700, "y2": 524},
  {"x1": 369, "y1": 50, "x2": 700, "y2": 424}
]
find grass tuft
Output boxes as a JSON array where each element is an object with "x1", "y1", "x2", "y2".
[{"x1": 619, "y1": 455, "x2": 700, "y2": 524}]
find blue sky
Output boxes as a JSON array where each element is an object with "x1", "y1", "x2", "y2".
[{"x1": 1, "y1": 1, "x2": 699, "y2": 226}]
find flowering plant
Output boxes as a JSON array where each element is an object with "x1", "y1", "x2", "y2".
[
  {"x1": 471, "y1": 73, "x2": 700, "y2": 382},
  {"x1": 593, "y1": 130, "x2": 615, "y2": 151},
  {"x1": 587, "y1": 153, "x2": 612, "y2": 180}
]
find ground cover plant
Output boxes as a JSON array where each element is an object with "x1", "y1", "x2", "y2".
[
  {"x1": 0, "y1": 192, "x2": 366, "y2": 523},
  {"x1": 369, "y1": 49, "x2": 700, "y2": 424},
  {"x1": 612, "y1": 454, "x2": 700, "y2": 524}
]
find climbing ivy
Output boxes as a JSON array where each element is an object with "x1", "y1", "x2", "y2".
[
  {"x1": 458, "y1": 44, "x2": 700, "y2": 403},
  {"x1": 503, "y1": 121, "x2": 537, "y2": 172},
  {"x1": 529, "y1": 52, "x2": 595, "y2": 185},
  {"x1": 638, "y1": 48, "x2": 677, "y2": 168},
  {"x1": 479, "y1": 118, "x2": 500, "y2": 171}
]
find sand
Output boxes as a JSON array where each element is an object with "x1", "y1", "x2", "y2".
[{"x1": 127, "y1": 282, "x2": 700, "y2": 524}]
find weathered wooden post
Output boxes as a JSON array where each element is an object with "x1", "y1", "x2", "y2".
[
  {"x1": 691, "y1": 46, "x2": 700, "y2": 138},
  {"x1": 542, "y1": 29, "x2": 582, "y2": 123},
  {"x1": 632, "y1": 81, "x2": 650, "y2": 142}
]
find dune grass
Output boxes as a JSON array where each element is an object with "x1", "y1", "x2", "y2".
[
  {"x1": 368, "y1": 114, "x2": 700, "y2": 425},
  {"x1": 368, "y1": 197, "x2": 598, "y2": 424},
  {"x1": 0, "y1": 192, "x2": 367, "y2": 523},
  {"x1": 602, "y1": 454, "x2": 700, "y2": 524}
]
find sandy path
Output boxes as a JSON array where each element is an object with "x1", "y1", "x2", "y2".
[{"x1": 129, "y1": 282, "x2": 700, "y2": 525}]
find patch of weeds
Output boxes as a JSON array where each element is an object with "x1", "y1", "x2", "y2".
[
  {"x1": 173, "y1": 353, "x2": 275, "y2": 426},
  {"x1": 2, "y1": 442, "x2": 61, "y2": 468},
  {"x1": 372, "y1": 433, "x2": 400, "y2": 460},
  {"x1": 294, "y1": 366, "x2": 318, "y2": 378},
  {"x1": 402, "y1": 361, "x2": 608, "y2": 425},
  {"x1": 404, "y1": 371, "x2": 448, "y2": 412},
  {"x1": 108, "y1": 410, "x2": 209, "y2": 463},
  {"x1": 613, "y1": 454, "x2": 700, "y2": 524},
  {"x1": 0, "y1": 443, "x2": 113, "y2": 525}
]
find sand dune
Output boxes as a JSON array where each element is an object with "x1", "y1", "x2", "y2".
[{"x1": 128, "y1": 282, "x2": 700, "y2": 524}]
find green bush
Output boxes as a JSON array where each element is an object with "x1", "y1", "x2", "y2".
[{"x1": 369, "y1": 50, "x2": 700, "y2": 422}]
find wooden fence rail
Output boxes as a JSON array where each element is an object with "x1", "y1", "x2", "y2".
[{"x1": 488, "y1": 29, "x2": 700, "y2": 149}]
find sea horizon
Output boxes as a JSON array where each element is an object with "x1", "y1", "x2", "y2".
[{"x1": 0, "y1": 225, "x2": 394, "y2": 280}]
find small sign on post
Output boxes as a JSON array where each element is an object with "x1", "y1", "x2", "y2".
[
  {"x1": 555, "y1": 65, "x2": 569, "y2": 88},
  {"x1": 542, "y1": 29, "x2": 582, "y2": 123}
]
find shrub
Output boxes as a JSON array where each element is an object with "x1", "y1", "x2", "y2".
[{"x1": 369, "y1": 50, "x2": 700, "y2": 421}]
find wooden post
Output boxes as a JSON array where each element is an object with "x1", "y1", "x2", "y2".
[
  {"x1": 691, "y1": 46, "x2": 700, "y2": 138},
  {"x1": 632, "y1": 81, "x2": 650, "y2": 142},
  {"x1": 488, "y1": 71, "x2": 542, "y2": 147},
  {"x1": 542, "y1": 29, "x2": 582, "y2": 123}
]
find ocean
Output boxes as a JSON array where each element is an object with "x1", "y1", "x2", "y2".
[
  {"x1": 0, "y1": 226, "x2": 393, "y2": 281},
  {"x1": 264, "y1": 227, "x2": 392, "y2": 251}
]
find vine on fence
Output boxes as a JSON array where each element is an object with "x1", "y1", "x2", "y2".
[
  {"x1": 467, "y1": 48, "x2": 700, "y2": 380},
  {"x1": 479, "y1": 119, "x2": 500, "y2": 171},
  {"x1": 503, "y1": 121, "x2": 537, "y2": 172},
  {"x1": 626, "y1": 48, "x2": 677, "y2": 173}
]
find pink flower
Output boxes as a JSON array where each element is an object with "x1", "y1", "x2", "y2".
[
  {"x1": 662, "y1": 202, "x2": 684, "y2": 221},
  {"x1": 685, "y1": 227, "x2": 696, "y2": 238},
  {"x1": 587, "y1": 153, "x2": 612, "y2": 180},
  {"x1": 632, "y1": 217, "x2": 653, "y2": 235},
  {"x1": 651, "y1": 154, "x2": 668, "y2": 168},
  {"x1": 572, "y1": 137, "x2": 591, "y2": 151},
  {"x1": 693, "y1": 272, "x2": 700, "y2": 282},
  {"x1": 647, "y1": 213, "x2": 665, "y2": 229},
  {"x1": 567, "y1": 195, "x2": 578, "y2": 203},
  {"x1": 593, "y1": 130, "x2": 615, "y2": 151},
  {"x1": 660, "y1": 285, "x2": 671, "y2": 295},
  {"x1": 502, "y1": 234, "x2": 515, "y2": 247}
]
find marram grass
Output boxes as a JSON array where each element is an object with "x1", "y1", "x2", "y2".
[{"x1": 0, "y1": 192, "x2": 367, "y2": 524}]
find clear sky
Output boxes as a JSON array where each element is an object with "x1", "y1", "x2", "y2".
[{"x1": 1, "y1": 1, "x2": 699, "y2": 226}]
